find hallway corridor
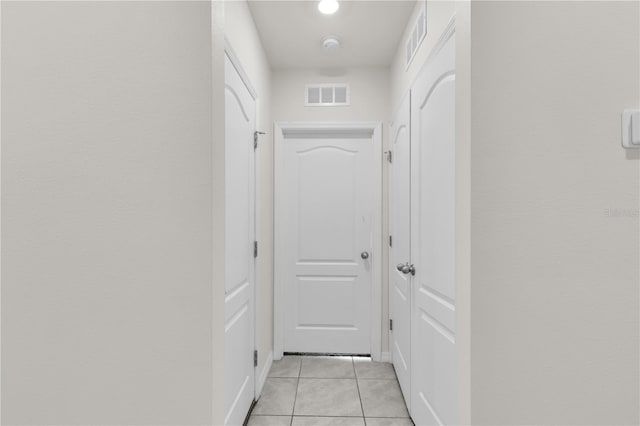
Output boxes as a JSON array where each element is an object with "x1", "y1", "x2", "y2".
[
  {"x1": 248, "y1": 356, "x2": 413, "y2": 426},
  {"x1": 2, "y1": 1, "x2": 638, "y2": 424}
]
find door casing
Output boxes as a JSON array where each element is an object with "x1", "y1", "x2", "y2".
[
  {"x1": 274, "y1": 122, "x2": 383, "y2": 361},
  {"x1": 388, "y1": 91, "x2": 412, "y2": 410}
]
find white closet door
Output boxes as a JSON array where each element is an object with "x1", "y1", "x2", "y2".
[
  {"x1": 389, "y1": 93, "x2": 412, "y2": 409},
  {"x1": 410, "y1": 26, "x2": 457, "y2": 426},
  {"x1": 224, "y1": 53, "x2": 256, "y2": 426}
]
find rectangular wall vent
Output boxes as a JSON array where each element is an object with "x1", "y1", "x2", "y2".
[
  {"x1": 406, "y1": 4, "x2": 427, "y2": 67},
  {"x1": 305, "y1": 84, "x2": 350, "y2": 107}
]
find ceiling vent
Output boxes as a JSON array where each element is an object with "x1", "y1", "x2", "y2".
[
  {"x1": 405, "y1": 5, "x2": 427, "y2": 67},
  {"x1": 305, "y1": 84, "x2": 350, "y2": 107}
]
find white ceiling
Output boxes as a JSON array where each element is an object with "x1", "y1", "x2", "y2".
[{"x1": 247, "y1": 0, "x2": 417, "y2": 69}]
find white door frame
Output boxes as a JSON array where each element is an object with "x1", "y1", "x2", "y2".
[
  {"x1": 224, "y1": 39, "x2": 261, "y2": 400},
  {"x1": 274, "y1": 122, "x2": 383, "y2": 361},
  {"x1": 388, "y1": 91, "x2": 412, "y2": 409}
]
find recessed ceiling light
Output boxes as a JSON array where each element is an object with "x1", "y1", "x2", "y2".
[{"x1": 318, "y1": 0, "x2": 339, "y2": 15}]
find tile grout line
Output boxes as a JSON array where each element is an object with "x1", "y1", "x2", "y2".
[
  {"x1": 289, "y1": 357, "x2": 303, "y2": 426},
  {"x1": 352, "y1": 356, "x2": 366, "y2": 422}
]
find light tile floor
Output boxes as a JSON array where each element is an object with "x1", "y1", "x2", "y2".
[{"x1": 248, "y1": 356, "x2": 414, "y2": 426}]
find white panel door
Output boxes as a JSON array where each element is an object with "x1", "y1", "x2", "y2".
[
  {"x1": 279, "y1": 128, "x2": 377, "y2": 354},
  {"x1": 224, "y1": 53, "x2": 256, "y2": 426},
  {"x1": 410, "y1": 27, "x2": 457, "y2": 426},
  {"x1": 389, "y1": 93, "x2": 412, "y2": 409}
]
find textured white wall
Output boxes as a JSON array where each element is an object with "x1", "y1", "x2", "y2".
[
  {"x1": 1, "y1": 2, "x2": 216, "y2": 424},
  {"x1": 212, "y1": 1, "x2": 227, "y2": 424},
  {"x1": 470, "y1": 2, "x2": 639, "y2": 424},
  {"x1": 224, "y1": 0, "x2": 275, "y2": 389},
  {"x1": 272, "y1": 68, "x2": 389, "y2": 124}
]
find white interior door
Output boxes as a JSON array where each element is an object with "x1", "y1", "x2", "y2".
[
  {"x1": 224, "y1": 53, "x2": 256, "y2": 426},
  {"x1": 410, "y1": 26, "x2": 457, "y2": 425},
  {"x1": 276, "y1": 125, "x2": 380, "y2": 355},
  {"x1": 389, "y1": 94, "x2": 412, "y2": 409}
]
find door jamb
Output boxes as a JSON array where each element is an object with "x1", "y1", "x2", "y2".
[
  {"x1": 388, "y1": 89, "x2": 411, "y2": 356},
  {"x1": 273, "y1": 121, "x2": 383, "y2": 361}
]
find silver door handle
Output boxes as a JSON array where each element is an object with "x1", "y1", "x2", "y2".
[
  {"x1": 397, "y1": 262, "x2": 416, "y2": 276},
  {"x1": 361, "y1": 251, "x2": 369, "y2": 260},
  {"x1": 404, "y1": 264, "x2": 416, "y2": 276}
]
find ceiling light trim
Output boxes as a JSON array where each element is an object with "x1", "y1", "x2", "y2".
[{"x1": 318, "y1": 0, "x2": 339, "y2": 15}]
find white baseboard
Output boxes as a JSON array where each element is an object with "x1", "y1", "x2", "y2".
[
  {"x1": 380, "y1": 352, "x2": 392, "y2": 363},
  {"x1": 255, "y1": 350, "x2": 273, "y2": 397}
]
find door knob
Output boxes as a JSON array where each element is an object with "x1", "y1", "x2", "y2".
[
  {"x1": 403, "y1": 264, "x2": 416, "y2": 276},
  {"x1": 361, "y1": 251, "x2": 370, "y2": 260},
  {"x1": 398, "y1": 262, "x2": 416, "y2": 276}
]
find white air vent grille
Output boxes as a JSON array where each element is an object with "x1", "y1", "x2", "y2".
[
  {"x1": 305, "y1": 84, "x2": 351, "y2": 107},
  {"x1": 406, "y1": 5, "x2": 427, "y2": 67}
]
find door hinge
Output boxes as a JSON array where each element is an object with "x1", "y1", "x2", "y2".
[
  {"x1": 389, "y1": 235, "x2": 393, "y2": 247},
  {"x1": 254, "y1": 241, "x2": 258, "y2": 258},
  {"x1": 254, "y1": 350, "x2": 258, "y2": 367},
  {"x1": 254, "y1": 131, "x2": 266, "y2": 150},
  {"x1": 386, "y1": 150, "x2": 393, "y2": 163},
  {"x1": 390, "y1": 319, "x2": 393, "y2": 331}
]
